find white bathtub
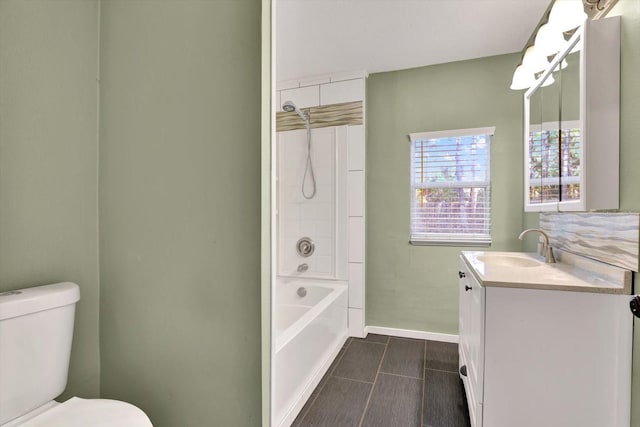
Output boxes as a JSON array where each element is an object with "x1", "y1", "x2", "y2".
[{"x1": 273, "y1": 278, "x2": 348, "y2": 427}]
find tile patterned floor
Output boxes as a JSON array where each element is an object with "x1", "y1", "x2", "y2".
[{"x1": 292, "y1": 334, "x2": 471, "y2": 427}]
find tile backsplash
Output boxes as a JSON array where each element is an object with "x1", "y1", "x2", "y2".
[{"x1": 540, "y1": 212, "x2": 640, "y2": 272}]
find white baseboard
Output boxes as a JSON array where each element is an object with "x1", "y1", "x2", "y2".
[{"x1": 365, "y1": 325, "x2": 459, "y2": 343}]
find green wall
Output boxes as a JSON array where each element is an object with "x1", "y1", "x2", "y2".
[
  {"x1": 0, "y1": 0, "x2": 101, "y2": 399},
  {"x1": 98, "y1": 1, "x2": 262, "y2": 426},
  {"x1": 366, "y1": 53, "x2": 526, "y2": 334}
]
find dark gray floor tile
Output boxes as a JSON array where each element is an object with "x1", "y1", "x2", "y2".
[
  {"x1": 352, "y1": 333, "x2": 389, "y2": 344},
  {"x1": 296, "y1": 377, "x2": 372, "y2": 427},
  {"x1": 423, "y1": 369, "x2": 471, "y2": 427},
  {"x1": 425, "y1": 341, "x2": 459, "y2": 373},
  {"x1": 292, "y1": 395, "x2": 318, "y2": 427},
  {"x1": 361, "y1": 373, "x2": 422, "y2": 427},
  {"x1": 333, "y1": 341, "x2": 385, "y2": 382},
  {"x1": 380, "y1": 338, "x2": 425, "y2": 379},
  {"x1": 327, "y1": 344, "x2": 347, "y2": 377},
  {"x1": 292, "y1": 380, "x2": 328, "y2": 426}
]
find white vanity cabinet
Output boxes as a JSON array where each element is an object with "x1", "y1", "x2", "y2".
[
  {"x1": 458, "y1": 258, "x2": 484, "y2": 427},
  {"x1": 524, "y1": 16, "x2": 620, "y2": 212},
  {"x1": 458, "y1": 254, "x2": 633, "y2": 427}
]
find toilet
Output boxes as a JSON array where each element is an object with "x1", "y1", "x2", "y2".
[{"x1": 0, "y1": 282, "x2": 152, "y2": 427}]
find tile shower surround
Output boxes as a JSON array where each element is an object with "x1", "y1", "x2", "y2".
[
  {"x1": 276, "y1": 72, "x2": 366, "y2": 111},
  {"x1": 278, "y1": 127, "x2": 341, "y2": 278},
  {"x1": 276, "y1": 72, "x2": 367, "y2": 336},
  {"x1": 293, "y1": 334, "x2": 470, "y2": 427}
]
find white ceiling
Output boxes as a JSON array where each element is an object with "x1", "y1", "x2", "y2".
[{"x1": 276, "y1": 0, "x2": 552, "y2": 82}]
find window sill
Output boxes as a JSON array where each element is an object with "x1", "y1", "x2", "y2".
[{"x1": 409, "y1": 240, "x2": 492, "y2": 247}]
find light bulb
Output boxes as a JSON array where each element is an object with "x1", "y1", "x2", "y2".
[
  {"x1": 534, "y1": 23, "x2": 566, "y2": 56},
  {"x1": 522, "y1": 46, "x2": 550, "y2": 73},
  {"x1": 510, "y1": 65, "x2": 536, "y2": 90},
  {"x1": 548, "y1": 0, "x2": 587, "y2": 32}
]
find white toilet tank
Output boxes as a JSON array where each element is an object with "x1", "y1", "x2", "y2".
[{"x1": 0, "y1": 282, "x2": 80, "y2": 426}]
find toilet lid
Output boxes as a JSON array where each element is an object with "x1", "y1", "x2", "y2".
[{"x1": 18, "y1": 397, "x2": 152, "y2": 427}]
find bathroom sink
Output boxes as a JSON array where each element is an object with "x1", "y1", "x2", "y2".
[
  {"x1": 476, "y1": 253, "x2": 541, "y2": 268},
  {"x1": 462, "y1": 250, "x2": 632, "y2": 294}
]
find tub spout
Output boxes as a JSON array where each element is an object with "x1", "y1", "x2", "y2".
[{"x1": 297, "y1": 263, "x2": 309, "y2": 273}]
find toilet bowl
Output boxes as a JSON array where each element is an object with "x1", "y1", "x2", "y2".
[{"x1": 0, "y1": 283, "x2": 152, "y2": 427}]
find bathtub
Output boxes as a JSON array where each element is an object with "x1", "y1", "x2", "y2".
[{"x1": 273, "y1": 278, "x2": 348, "y2": 427}]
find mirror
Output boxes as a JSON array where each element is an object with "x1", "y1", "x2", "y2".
[
  {"x1": 525, "y1": 31, "x2": 584, "y2": 210},
  {"x1": 528, "y1": 79, "x2": 543, "y2": 205},
  {"x1": 559, "y1": 37, "x2": 582, "y2": 203},
  {"x1": 527, "y1": 63, "x2": 560, "y2": 206},
  {"x1": 541, "y1": 63, "x2": 561, "y2": 205}
]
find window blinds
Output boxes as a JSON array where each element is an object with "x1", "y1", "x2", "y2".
[{"x1": 409, "y1": 127, "x2": 494, "y2": 245}]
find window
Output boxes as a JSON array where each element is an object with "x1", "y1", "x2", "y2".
[{"x1": 408, "y1": 127, "x2": 494, "y2": 246}]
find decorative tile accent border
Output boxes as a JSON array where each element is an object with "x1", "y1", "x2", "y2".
[
  {"x1": 276, "y1": 101, "x2": 363, "y2": 132},
  {"x1": 540, "y1": 212, "x2": 640, "y2": 272}
]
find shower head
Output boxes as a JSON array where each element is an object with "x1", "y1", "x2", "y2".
[
  {"x1": 282, "y1": 100, "x2": 308, "y2": 123},
  {"x1": 282, "y1": 100, "x2": 296, "y2": 113}
]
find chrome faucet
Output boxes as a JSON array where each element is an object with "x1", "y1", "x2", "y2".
[
  {"x1": 518, "y1": 228, "x2": 556, "y2": 263},
  {"x1": 297, "y1": 263, "x2": 309, "y2": 273}
]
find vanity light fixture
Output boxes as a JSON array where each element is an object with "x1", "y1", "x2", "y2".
[
  {"x1": 509, "y1": 0, "x2": 618, "y2": 91},
  {"x1": 540, "y1": 73, "x2": 555, "y2": 88},
  {"x1": 534, "y1": 23, "x2": 566, "y2": 56},
  {"x1": 548, "y1": 0, "x2": 588, "y2": 32},
  {"x1": 583, "y1": 0, "x2": 619, "y2": 19},
  {"x1": 510, "y1": 65, "x2": 536, "y2": 90},
  {"x1": 522, "y1": 45, "x2": 550, "y2": 73}
]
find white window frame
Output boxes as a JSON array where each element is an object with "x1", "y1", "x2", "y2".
[{"x1": 408, "y1": 126, "x2": 495, "y2": 246}]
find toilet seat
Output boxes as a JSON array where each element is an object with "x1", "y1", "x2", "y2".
[{"x1": 16, "y1": 397, "x2": 152, "y2": 427}]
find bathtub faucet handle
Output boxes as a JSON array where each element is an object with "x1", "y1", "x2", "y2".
[
  {"x1": 296, "y1": 237, "x2": 315, "y2": 257},
  {"x1": 297, "y1": 263, "x2": 309, "y2": 273}
]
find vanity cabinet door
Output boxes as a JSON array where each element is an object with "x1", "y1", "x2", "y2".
[
  {"x1": 482, "y1": 287, "x2": 632, "y2": 427},
  {"x1": 458, "y1": 257, "x2": 485, "y2": 427},
  {"x1": 458, "y1": 259, "x2": 471, "y2": 368}
]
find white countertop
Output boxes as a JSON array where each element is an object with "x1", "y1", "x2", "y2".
[{"x1": 461, "y1": 250, "x2": 632, "y2": 294}]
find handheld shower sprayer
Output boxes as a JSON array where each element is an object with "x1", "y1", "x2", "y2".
[
  {"x1": 281, "y1": 100, "x2": 316, "y2": 199},
  {"x1": 282, "y1": 100, "x2": 308, "y2": 123}
]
